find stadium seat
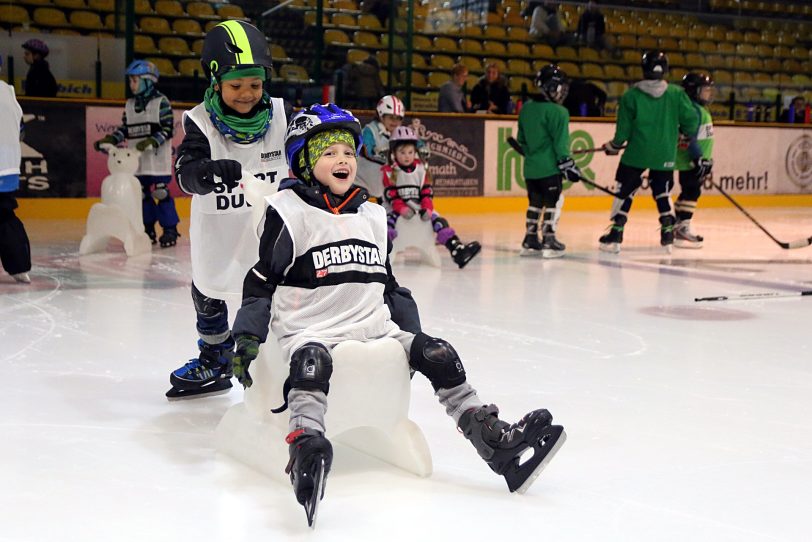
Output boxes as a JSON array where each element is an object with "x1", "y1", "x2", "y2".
[
  {"x1": 558, "y1": 61, "x2": 580, "y2": 77},
  {"x1": 358, "y1": 13, "x2": 382, "y2": 30},
  {"x1": 217, "y1": 4, "x2": 246, "y2": 19},
  {"x1": 178, "y1": 58, "x2": 203, "y2": 77},
  {"x1": 134, "y1": 0, "x2": 153, "y2": 15},
  {"x1": 509, "y1": 76, "x2": 533, "y2": 93},
  {"x1": 332, "y1": 13, "x2": 356, "y2": 28},
  {"x1": 413, "y1": 35, "x2": 432, "y2": 51},
  {"x1": 427, "y1": 71, "x2": 449, "y2": 87},
  {"x1": 0, "y1": 5, "x2": 30, "y2": 25},
  {"x1": 581, "y1": 63, "x2": 604, "y2": 79},
  {"x1": 271, "y1": 44, "x2": 292, "y2": 63},
  {"x1": 134, "y1": 34, "x2": 158, "y2": 54},
  {"x1": 70, "y1": 10, "x2": 103, "y2": 29},
  {"x1": 485, "y1": 58, "x2": 507, "y2": 73},
  {"x1": 173, "y1": 18, "x2": 203, "y2": 36},
  {"x1": 509, "y1": 26, "x2": 529, "y2": 41},
  {"x1": 324, "y1": 28, "x2": 351, "y2": 45},
  {"x1": 345, "y1": 48, "x2": 368, "y2": 64},
  {"x1": 279, "y1": 64, "x2": 312, "y2": 83},
  {"x1": 54, "y1": 0, "x2": 86, "y2": 9},
  {"x1": 483, "y1": 25, "x2": 506, "y2": 39},
  {"x1": 430, "y1": 54, "x2": 455, "y2": 70},
  {"x1": 579, "y1": 47, "x2": 600, "y2": 61},
  {"x1": 607, "y1": 81, "x2": 627, "y2": 99},
  {"x1": 88, "y1": 0, "x2": 115, "y2": 10},
  {"x1": 507, "y1": 41, "x2": 531, "y2": 57},
  {"x1": 460, "y1": 38, "x2": 483, "y2": 54},
  {"x1": 186, "y1": 2, "x2": 216, "y2": 19},
  {"x1": 433, "y1": 36, "x2": 458, "y2": 53},
  {"x1": 146, "y1": 56, "x2": 178, "y2": 76},
  {"x1": 154, "y1": 0, "x2": 183, "y2": 17},
  {"x1": 603, "y1": 64, "x2": 626, "y2": 79},
  {"x1": 140, "y1": 16, "x2": 173, "y2": 34},
  {"x1": 458, "y1": 55, "x2": 482, "y2": 73},
  {"x1": 532, "y1": 43, "x2": 554, "y2": 59},
  {"x1": 353, "y1": 30, "x2": 379, "y2": 48},
  {"x1": 407, "y1": 71, "x2": 427, "y2": 89},
  {"x1": 669, "y1": 52, "x2": 686, "y2": 67},
  {"x1": 507, "y1": 58, "x2": 532, "y2": 75},
  {"x1": 33, "y1": 7, "x2": 69, "y2": 27},
  {"x1": 159, "y1": 36, "x2": 191, "y2": 56},
  {"x1": 191, "y1": 38, "x2": 204, "y2": 55},
  {"x1": 483, "y1": 40, "x2": 507, "y2": 55}
]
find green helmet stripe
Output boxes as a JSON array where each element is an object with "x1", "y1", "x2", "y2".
[{"x1": 217, "y1": 20, "x2": 255, "y2": 65}]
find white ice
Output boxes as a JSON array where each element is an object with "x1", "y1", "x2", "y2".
[{"x1": 2, "y1": 206, "x2": 811, "y2": 542}]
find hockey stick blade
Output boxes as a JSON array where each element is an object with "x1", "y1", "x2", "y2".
[
  {"x1": 695, "y1": 290, "x2": 812, "y2": 302},
  {"x1": 712, "y1": 181, "x2": 812, "y2": 250},
  {"x1": 305, "y1": 457, "x2": 326, "y2": 529},
  {"x1": 578, "y1": 175, "x2": 622, "y2": 198},
  {"x1": 506, "y1": 136, "x2": 524, "y2": 156}
]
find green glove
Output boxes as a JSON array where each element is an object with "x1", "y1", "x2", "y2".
[
  {"x1": 135, "y1": 137, "x2": 159, "y2": 152},
  {"x1": 233, "y1": 334, "x2": 260, "y2": 388},
  {"x1": 93, "y1": 135, "x2": 117, "y2": 152}
]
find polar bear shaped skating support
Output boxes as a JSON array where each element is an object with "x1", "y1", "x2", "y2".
[
  {"x1": 215, "y1": 336, "x2": 433, "y2": 484},
  {"x1": 80, "y1": 145, "x2": 152, "y2": 256},
  {"x1": 391, "y1": 216, "x2": 442, "y2": 267}
]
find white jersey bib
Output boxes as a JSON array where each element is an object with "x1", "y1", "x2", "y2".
[
  {"x1": 356, "y1": 120, "x2": 389, "y2": 198},
  {"x1": 267, "y1": 189, "x2": 396, "y2": 355},
  {"x1": 185, "y1": 98, "x2": 288, "y2": 299},
  {"x1": 125, "y1": 96, "x2": 171, "y2": 176},
  {"x1": 0, "y1": 81, "x2": 22, "y2": 179}
]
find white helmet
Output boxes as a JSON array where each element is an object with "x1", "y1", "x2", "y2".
[{"x1": 376, "y1": 95, "x2": 404, "y2": 119}]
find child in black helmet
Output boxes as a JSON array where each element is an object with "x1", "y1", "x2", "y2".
[
  {"x1": 230, "y1": 103, "x2": 565, "y2": 523},
  {"x1": 599, "y1": 50, "x2": 701, "y2": 254},
  {"x1": 165, "y1": 20, "x2": 290, "y2": 400}
]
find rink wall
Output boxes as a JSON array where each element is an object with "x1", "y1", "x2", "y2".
[{"x1": 13, "y1": 100, "x2": 812, "y2": 218}]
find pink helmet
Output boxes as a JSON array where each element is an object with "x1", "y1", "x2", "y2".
[
  {"x1": 389, "y1": 126, "x2": 419, "y2": 152},
  {"x1": 22, "y1": 38, "x2": 49, "y2": 57},
  {"x1": 376, "y1": 95, "x2": 404, "y2": 119}
]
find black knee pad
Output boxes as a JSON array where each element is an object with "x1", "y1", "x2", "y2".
[
  {"x1": 678, "y1": 171, "x2": 702, "y2": 201},
  {"x1": 290, "y1": 343, "x2": 333, "y2": 394},
  {"x1": 540, "y1": 179, "x2": 562, "y2": 209},
  {"x1": 615, "y1": 163, "x2": 644, "y2": 199},
  {"x1": 649, "y1": 169, "x2": 674, "y2": 196},
  {"x1": 409, "y1": 333, "x2": 466, "y2": 391},
  {"x1": 431, "y1": 215, "x2": 450, "y2": 230},
  {"x1": 191, "y1": 283, "x2": 227, "y2": 318}
]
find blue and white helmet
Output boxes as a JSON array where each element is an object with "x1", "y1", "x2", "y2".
[
  {"x1": 284, "y1": 103, "x2": 362, "y2": 181},
  {"x1": 125, "y1": 60, "x2": 159, "y2": 82}
]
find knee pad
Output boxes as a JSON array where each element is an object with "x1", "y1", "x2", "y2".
[
  {"x1": 290, "y1": 343, "x2": 333, "y2": 394},
  {"x1": 541, "y1": 182, "x2": 562, "y2": 209},
  {"x1": 409, "y1": 333, "x2": 466, "y2": 391},
  {"x1": 432, "y1": 215, "x2": 450, "y2": 232},
  {"x1": 191, "y1": 283, "x2": 227, "y2": 318}
]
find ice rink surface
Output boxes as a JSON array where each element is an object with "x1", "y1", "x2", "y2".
[{"x1": 2, "y1": 206, "x2": 811, "y2": 542}]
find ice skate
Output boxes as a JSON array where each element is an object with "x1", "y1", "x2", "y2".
[
  {"x1": 541, "y1": 233, "x2": 566, "y2": 259},
  {"x1": 285, "y1": 428, "x2": 333, "y2": 528},
  {"x1": 458, "y1": 404, "x2": 566, "y2": 494},
  {"x1": 520, "y1": 233, "x2": 543, "y2": 257},
  {"x1": 659, "y1": 215, "x2": 675, "y2": 253},
  {"x1": 12, "y1": 272, "x2": 31, "y2": 283},
  {"x1": 598, "y1": 223, "x2": 624, "y2": 254},
  {"x1": 448, "y1": 238, "x2": 481, "y2": 268},
  {"x1": 145, "y1": 224, "x2": 157, "y2": 245},
  {"x1": 166, "y1": 336, "x2": 234, "y2": 400},
  {"x1": 674, "y1": 220, "x2": 703, "y2": 249},
  {"x1": 159, "y1": 226, "x2": 179, "y2": 248}
]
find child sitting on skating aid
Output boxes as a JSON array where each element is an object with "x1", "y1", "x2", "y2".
[
  {"x1": 230, "y1": 103, "x2": 566, "y2": 521},
  {"x1": 383, "y1": 126, "x2": 481, "y2": 268}
]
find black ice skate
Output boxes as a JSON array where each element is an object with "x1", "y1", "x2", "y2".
[
  {"x1": 447, "y1": 237, "x2": 481, "y2": 268},
  {"x1": 145, "y1": 224, "x2": 157, "y2": 244},
  {"x1": 458, "y1": 404, "x2": 566, "y2": 494},
  {"x1": 541, "y1": 233, "x2": 566, "y2": 259},
  {"x1": 674, "y1": 220, "x2": 704, "y2": 249},
  {"x1": 599, "y1": 223, "x2": 624, "y2": 254},
  {"x1": 159, "y1": 226, "x2": 179, "y2": 248},
  {"x1": 659, "y1": 215, "x2": 675, "y2": 253},
  {"x1": 520, "y1": 233, "x2": 543, "y2": 257},
  {"x1": 285, "y1": 428, "x2": 333, "y2": 528},
  {"x1": 166, "y1": 337, "x2": 234, "y2": 400}
]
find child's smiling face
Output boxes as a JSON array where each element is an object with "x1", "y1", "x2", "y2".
[
  {"x1": 314, "y1": 142, "x2": 357, "y2": 196},
  {"x1": 217, "y1": 76, "x2": 263, "y2": 113}
]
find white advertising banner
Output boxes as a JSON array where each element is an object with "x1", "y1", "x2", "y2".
[{"x1": 483, "y1": 120, "x2": 812, "y2": 197}]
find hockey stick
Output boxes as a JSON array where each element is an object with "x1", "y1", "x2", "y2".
[
  {"x1": 695, "y1": 290, "x2": 812, "y2": 302},
  {"x1": 711, "y1": 180, "x2": 812, "y2": 249},
  {"x1": 505, "y1": 137, "x2": 621, "y2": 197},
  {"x1": 572, "y1": 145, "x2": 625, "y2": 155}
]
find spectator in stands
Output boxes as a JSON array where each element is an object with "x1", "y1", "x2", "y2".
[
  {"x1": 0, "y1": 55, "x2": 32, "y2": 283},
  {"x1": 778, "y1": 95, "x2": 809, "y2": 123},
  {"x1": 438, "y1": 63, "x2": 471, "y2": 113},
  {"x1": 576, "y1": 1, "x2": 609, "y2": 51},
  {"x1": 563, "y1": 78, "x2": 606, "y2": 117},
  {"x1": 470, "y1": 63, "x2": 511, "y2": 114},
  {"x1": 342, "y1": 54, "x2": 384, "y2": 110},
  {"x1": 21, "y1": 39, "x2": 58, "y2": 98},
  {"x1": 524, "y1": 1, "x2": 566, "y2": 46},
  {"x1": 362, "y1": 0, "x2": 392, "y2": 28}
]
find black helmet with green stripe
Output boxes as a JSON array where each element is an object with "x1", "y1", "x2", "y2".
[{"x1": 200, "y1": 20, "x2": 272, "y2": 82}]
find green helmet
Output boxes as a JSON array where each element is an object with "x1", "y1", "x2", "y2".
[{"x1": 200, "y1": 20, "x2": 273, "y2": 81}]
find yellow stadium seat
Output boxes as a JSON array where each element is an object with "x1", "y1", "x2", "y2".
[
  {"x1": 621, "y1": 50, "x2": 640, "y2": 63},
  {"x1": 659, "y1": 37, "x2": 679, "y2": 51},
  {"x1": 579, "y1": 47, "x2": 600, "y2": 61},
  {"x1": 271, "y1": 44, "x2": 292, "y2": 63},
  {"x1": 33, "y1": 7, "x2": 68, "y2": 27},
  {"x1": 134, "y1": 0, "x2": 153, "y2": 15},
  {"x1": 558, "y1": 61, "x2": 580, "y2": 77},
  {"x1": 88, "y1": 0, "x2": 115, "y2": 11},
  {"x1": 460, "y1": 38, "x2": 483, "y2": 54},
  {"x1": 532, "y1": 43, "x2": 554, "y2": 59},
  {"x1": 217, "y1": 4, "x2": 246, "y2": 19},
  {"x1": 685, "y1": 52, "x2": 704, "y2": 67},
  {"x1": 154, "y1": 0, "x2": 184, "y2": 17},
  {"x1": 483, "y1": 40, "x2": 507, "y2": 55},
  {"x1": 280, "y1": 64, "x2": 312, "y2": 83},
  {"x1": 733, "y1": 71, "x2": 753, "y2": 84},
  {"x1": 509, "y1": 26, "x2": 529, "y2": 41},
  {"x1": 483, "y1": 25, "x2": 506, "y2": 39},
  {"x1": 428, "y1": 71, "x2": 449, "y2": 87},
  {"x1": 70, "y1": 10, "x2": 103, "y2": 29},
  {"x1": 173, "y1": 18, "x2": 203, "y2": 36},
  {"x1": 773, "y1": 45, "x2": 792, "y2": 58},
  {"x1": 782, "y1": 59, "x2": 803, "y2": 72},
  {"x1": 458, "y1": 55, "x2": 482, "y2": 73},
  {"x1": 736, "y1": 43, "x2": 756, "y2": 56},
  {"x1": 603, "y1": 64, "x2": 625, "y2": 79},
  {"x1": 754, "y1": 44, "x2": 773, "y2": 57},
  {"x1": 413, "y1": 35, "x2": 433, "y2": 51},
  {"x1": 140, "y1": 16, "x2": 172, "y2": 34},
  {"x1": 669, "y1": 52, "x2": 686, "y2": 67},
  {"x1": 191, "y1": 38, "x2": 204, "y2": 55},
  {"x1": 581, "y1": 63, "x2": 604, "y2": 79},
  {"x1": 762, "y1": 58, "x2": 781, "y2": 71},
  {"x1": 509, "y1": 76, "x2": 534, "y2": 93},
  {"x1": 607, "y1": 81, "x2": 627, "y2": 99},
  {"x1": 614, "y1": 34, "x2": 636, "y2": 48},
  {"x1": 55, "y1": 0, "x2": 86, "y2": 9},
  {"x1": 345, "y1": 48, "x2": 368, "y2": 64},
  {"x1": 507, "y1": 41, "x2": 530, "y2": 57},
  {"x1": 332, "y1": 13, "x2": 356, "y2": 28},
  {"x1": 752, "y1": 72, "x2": 772, "y2": 83},
  {"x1": 408, "y1": 71, "x2": 427, "y2": 89},
  {"x1": 104, "y1": 12, "x2": 122, "y2": 30},
  {"x1": 353, "y1": 30, "x2": 379, "y2": 48},
  {"x1": 555, "y1": 45, "x2": 577, "y2": 60},
  {"x1": 159, "y1": 36, "x2": 191, "y2": 56},
  {"x1": 717, "y1": 41, "x2": 735, "y2": 54},
  {"x1": 433, "y1": 36, "x2": 458, "y2": 53},
  {"x1": 146, "y1": 56, "x2": 178, "y2": 76},
  {"x1": 626, "y1": 65, "x2": 642, "y2": 80},
  {"x1": 331, "y1": 0, "x2": 358, "y2": 10},
  {"x1": 677, "y1": 39, "x2": 698, "y2": 53},
  {"x1": 507, "y1": 58, "x2": 532, "y2": 75},
  {"x1": 186, "y1": 2, "x2": 216, "y2": 19},
  {"x1": 0, "y1": 5, "x2": 30, "y2": 25},
  {"x1": 485, "y1": 58, "x2": 507, "y2": 73},
  {"x1": 430, "y1": 54, "x2": 455, "y2": 70},
  {"x1": 637, "y1": 35, "x2": 658, "y2": 49},
  {"x1": 461, "y1": 25, "x2": 481, "y2": 38},
  {"x1": 324, "y1": 28, "x2": 350, "y2": 45},
  {"x1": 670, "y1": 67, "x2": 687, "y2": 81},
  {"x1": 134, "y1": 34, "x2": 158, "y2": 54},
  {"x1": 412, "y1": 53, "x2": 428, "y2": 69},
  {"x1": 358, "y1": 13, "x2": 382, "y2": 30},
  {"x1": 178, "y1": 58, "x2": 203, "y2": 77}
]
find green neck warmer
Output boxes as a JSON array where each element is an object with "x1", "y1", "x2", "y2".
[{"x1": 203, "y1": 86, "x2": 270, "y2": 143}]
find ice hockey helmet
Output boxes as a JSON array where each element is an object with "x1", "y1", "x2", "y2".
[
  {"x1": 641, "y1": 50, "x2": 668, "y2": 80},
  {"x1": 681, "y1": 72, "x2": 714, "y2": 104},
  {"x1": 200, "y1": 20, "x2": 273, "y2": 82},
  {"x1": 534, "y1": 64, "x2": 569, "y2": 104}
]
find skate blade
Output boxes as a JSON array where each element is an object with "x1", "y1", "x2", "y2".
[
  {"x1": 541, "y1": 249, "x2": 565, "y2": 259},
  {"x1": 508, "y1": 425, "x2": 567, "y2": 495},
  {"x1": 598, "y1": 243, "x2": 620, "y2": 254},
  {"x1": 165, "y1": 379, "x2": 233, "y2": 401},
  {"x1": 674, "y1": 239, "x2": 703, "y2": 249},
  {"x1": 305, "y1": 457, "x2": 327, "y2": 528},
  {"x1": 519, "y1": 248, "x2": 543, "y2": 257}
]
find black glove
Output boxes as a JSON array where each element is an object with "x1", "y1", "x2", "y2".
[
  {"x1": 135, "y1": 137, "x2": 159, "y2": 152},
  {"x1": 232, "y1": 334, "x2": 260, "y2": 389},
  {"x1": 93, "y1": 135, "x2": 117, "y2": 152},
  {"x1": 694, "y1": 157, "x2": 713, "y2": 179},
  {"x1": 206, "y1": 159, "x2": 242, "y2": 189},
  {"x1": 557, "y1": 157, "x2": 582, "y2": 182},
  {"x1": 604, "y1": 140, "x2": 622, "y2": 155}
]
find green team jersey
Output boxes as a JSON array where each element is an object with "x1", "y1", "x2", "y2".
[
  {"x1": 517, "y1": 98, "x2": 571, "y2": 179},
  {"x1": 675, "y1": 102, "x2": 713, "y2": 171},
  {"x1": 612, "y1": 83, "x2": 700, "y2": 171}
]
